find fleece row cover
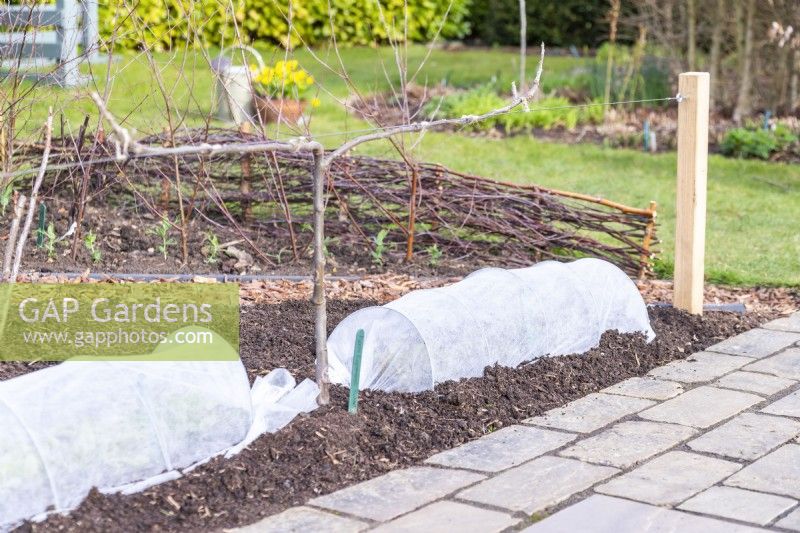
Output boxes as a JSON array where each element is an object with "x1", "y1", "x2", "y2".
[{"x1": 328, "y1": 258, "x2": 655, "y2": 392}]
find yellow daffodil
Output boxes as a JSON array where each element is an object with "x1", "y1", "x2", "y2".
[
  {"x1": 253, "y1": 59, "x2": 315, "y2": 102},
  {"x1": 258, "y1": 67, "x2": 274, "y2": 85},
  {"x1": 292, "y1": 70, "x2": 307, "y2": 87}
]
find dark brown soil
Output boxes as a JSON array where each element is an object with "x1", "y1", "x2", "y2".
[
  {"x1": 0, "y1": 360, "x2": 54, "y2": 381},
  {"x1": 13, "y1": 300, "x2": 768, "y2": 533},
  {"x1": 19, "y1": 195, "x2": 472, "y2": 279}
]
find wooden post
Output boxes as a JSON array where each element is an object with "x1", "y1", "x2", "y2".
[{"x1": 674, "y1": 72, "x2": 710, "y2": 314}]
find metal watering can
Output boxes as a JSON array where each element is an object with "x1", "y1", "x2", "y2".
[{"x1": 211, "y1": 46, "x2": 264, "y2": 125}]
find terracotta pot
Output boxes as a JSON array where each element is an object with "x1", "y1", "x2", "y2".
[{"x1": 255, "y1": 95, "x2": 305, "y2": 124}]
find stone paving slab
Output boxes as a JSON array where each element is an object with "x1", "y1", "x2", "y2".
[
  {"x1": 677, "y1": 486, "x2": 797, "y2": 526},
  {"x1": 776, "y1": 508, "x2": 800, "y2": 531},
  {"x1": 716, "y1": 371, "x2": 797, "y2": 396},
  {"x1": 238, "y1": 323, "x2": 800, "y2": 533},
  {"x1": 601, "y1": 376, "x2": 684, "y2": 400},
  {"x1": 706, "y1": 329, "x2": 800, "y2": 359},
  {"x1": 639, "y1": 385, "x2": 762, "y2": 428},
  {"x1": 457, "y1": 456, "x2": 617, "y2": 514},
  {"x1": 522, "y1": 494, "x2": 766, "y2": 532},
  {"x1": 523, "y1": 393, "x2": 654, "y2": 433},
  {"x1": 761, "y1": 389, "x2": 800, "y2": 418},
  {"x1": 560, "y1": 420, "x2": 697, "y2": 468},
  {"x1": 744, "y1": 349, "x2": 800, "y2": 380},
  {"x1": 726, "y1": 444, "x2": 800, "y2": 499},
  {"x1": 309, "y1": 467, "x2": 484, "y2": 522},
  {"x1": 425, "y1": 425, "x2": 575, "y2": 473},
  {"x1": 648, "y1": 352, "x2": 753, "y2": 384},
  {"x1": 762, "y1": 312, "x2": 800, "y2": 333},
  {"x1": 371, "y1": 500, "x2": 518, "y2": 533},
  {"x1": 237, "y1": 506, "x2": 368, "y2": 533},
  {"x1": 687, "y1": 412, "x2": 800, "y2": 460},
  {"x1": 596, "y1": 451, "x2": 741, "y2": 506}
]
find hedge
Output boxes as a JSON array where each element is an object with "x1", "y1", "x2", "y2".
[
  {"x1": 467, "y1": 0, "x2": 611, "y2": 48},
  {"x1": 100, "y1": 0, "x2": 472, "y2": 51}
]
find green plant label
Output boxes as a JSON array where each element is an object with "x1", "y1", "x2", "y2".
[{"x1": 0, "y1": 283, "x2": 239, "y2": 361}]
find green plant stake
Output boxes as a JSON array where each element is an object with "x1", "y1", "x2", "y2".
[
  {"x1": 36, "y1": 204, "x2": 46, "y2": 248},
  {"x1": 348, "y1": 329, "x2": 365, "y2": 414}
]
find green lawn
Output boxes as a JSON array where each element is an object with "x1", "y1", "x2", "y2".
[{"x1": 10, "y1": 45, "x2": 800, "y2": 286}]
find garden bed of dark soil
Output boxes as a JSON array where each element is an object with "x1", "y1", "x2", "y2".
[
  {"x1": 11, "y1": 299, "x2": 771, "y2": 533},
  {"x1": 19, "y1": 194, "x2": 475, "y2": 279},
  {"x1": 20, "y1": 188, "x2": 506, "y2": 277}
]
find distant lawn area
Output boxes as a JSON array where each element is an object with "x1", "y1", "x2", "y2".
[{"x1": 11, "y1": 45, "x2": 800, "y2": 286}]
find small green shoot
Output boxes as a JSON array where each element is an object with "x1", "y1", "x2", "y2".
[
  {"x1": 44, "y1": 223, "x2": 57, "y2": 261},
  {"x1": 427, "y1": 243, "x2": 443, "y2": 267},
  {"x1": 0, "y1": 183, "x2": 14, "y2": 215},
  {"x1": 148, "y1": 216, "x2": 176, "y2": 260},
  {"x1": 83, "y1": 230, "x2": 102, "y2": 264},
  {"x1": 371, "y1": 228, "x2": 390, "y2": 265},
  {"x1": 323, "y1": 235, "x2": 337, "y2": 258},
  {"x1": 204, "y1": 231, "x2": 221, "y2": 264},
  {"x1": 265, "y1": 247, "x2": 289, "y2": 265}
]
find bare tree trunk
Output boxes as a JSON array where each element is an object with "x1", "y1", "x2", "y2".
[
  {"x1": 159, "y1": 175, "x2": 171, "y2": 209},
  {"x1": 405, "y1": 164, "x2": 419, "y2": 262},
  {"x1": 777, "y1": 37, "x2": 793, "y2": 113},
  {"x1": 709, "y1": 0, "x2": 725, "y2": 110},
  {"x1": 735, "y1": 1, "x2": 745, "y2": 53},
  {"x1": 665, "y1": 0, "x2": 675, "y2": 49},
  {"x1": 733, "y1": 0, "x2": 755, "y2": 124},
  {"x1": 0, "y1": 115, "x2": 6, "y2": 175},
  {"x1": 71, "y1": 165, "x2": 91, "y2": 260},
  {"x1": 603, "y1": 0, "x2": 621, "y2": 120},
  {"x1": 11, "y1": 112, "x2": 53, "y2": 280},
  {"x1": 239, "y1": 122, "x2": 253, "y2": 222},
  {"x1": 621, "y1": 25, "x2": 647, "y2": 102},
  {"x1": 312, "y1": 149, "x2": 329, "y2": 405},
  {"x1": 519, "y1": 0, "x2": 527, "y2": 92},
  {"x1": 791, "y1": 49, "x2": 799, "y2": 111},
  {"x1": 687, "y1": 0, "x2": 696, "y2": 70},
  {"x1": 171, "y1": 155, "x2": 189, "y2": 264},
  {"x1": 3, "y1": 194, "x2": 26, "y2": 279},
  {"x1": 240, "y1": 154, "x2": 253, "y2": 222}
]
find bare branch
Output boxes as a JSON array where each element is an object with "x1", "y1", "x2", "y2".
[
  {"x1": 3, "y1": 194, "x2": 27, "y2": 279},
  {"x1": 10, "y1": 111, "x2": 53, "y2": 281},
  {"x1": 89, "y1": 92, "x2": 323, "y2": 160},
  {"x1": 322, "y1": 44, "x2": 545, "y2": 166}
]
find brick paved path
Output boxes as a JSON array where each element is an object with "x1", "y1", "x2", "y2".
[{"x1": 239, "y1": 312, "x2": 800, "y2": 532}]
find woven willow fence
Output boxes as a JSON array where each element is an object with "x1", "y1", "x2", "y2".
[{"x1": 16, "y1": 128, "x2": 658, "y2": 276}]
